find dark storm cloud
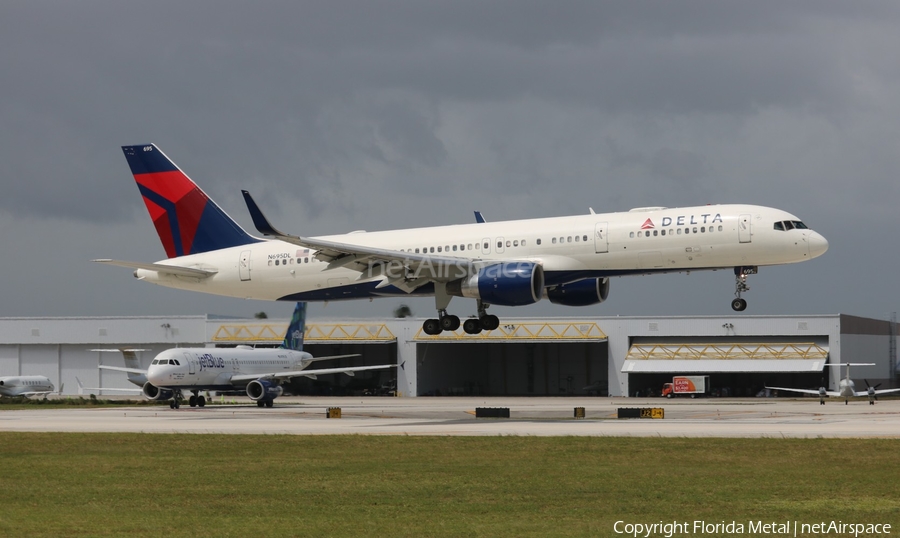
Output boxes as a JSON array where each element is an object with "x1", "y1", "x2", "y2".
[{"x1": 1, "y1": 1, "x2": 900, "y2": 317}]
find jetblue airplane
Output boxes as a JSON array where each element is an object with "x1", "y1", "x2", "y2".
[
  {"x1": 768, "y1": 363, "x2": 900, "y2": 405},
  {"x1": 0, "y1": 375, "x2": 57, "y2": 398},
  {"x1": 98, "y1": 303, "x2": 394, "y2": 408},
  {"x1": 96, "y1": 144, "x2": 828, "y2": 335}
]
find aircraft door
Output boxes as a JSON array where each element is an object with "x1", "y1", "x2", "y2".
[
  {"x1": 496, "y1": 237, "x2": 505, "y2": 254},
  {"x1": 481, "y1": 237, "x2": 491, "y2": 254},
  {"x1": 594, "y1": 222, "x2": 609, "y2": 253},
  {"x1": 185, "y1": 352, "x2": 195, "y2": 375},
  {"x1": 239, "y1": 250, "x2": 251, "y2": 281},
  {"x1": 738, "y1": 214, "x2": 752, "y2": 243}
]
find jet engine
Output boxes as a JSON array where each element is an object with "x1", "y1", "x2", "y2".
[
  {"x1": 142, "y1": 382, "x2": 173, "y2": 401},
  {"x1": 246, "y1": 379, "x2": 284, "y2": 401},
  {"x1": 446, "y1": 262, "x2": 544, "y2": 306},
  {"x1": 545, "y1": 278, "x2": 610, "y2": 307}
]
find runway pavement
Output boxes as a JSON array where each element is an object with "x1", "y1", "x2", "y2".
[{"x1": 3, "y1": 397, "x2": 900, "y2": 437}]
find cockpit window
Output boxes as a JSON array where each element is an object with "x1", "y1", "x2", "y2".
[
  {"x1": 774, "y1": 220, "x2": 809, "y2": 231},
  {"x1": 172, "y1": 360, "x2": 180, "y2": 366}
]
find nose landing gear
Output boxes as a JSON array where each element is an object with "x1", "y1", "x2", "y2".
[{"x1": 731, "y1": 266, "x2": 757, "y2": 311}]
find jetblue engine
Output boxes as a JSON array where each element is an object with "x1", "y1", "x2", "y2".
[
  {"x1": 246, "y1": 379, "x2": 284, "y2": 401},
  {"x1": 446, "y1": 262, "x2": 544, "y2": 306},
  {"x1": 545, "y1": 278, "x2": 610, "y2": 307},
  {"x1": 142, "y1": 382, "x2": 173, "y2": 401}
]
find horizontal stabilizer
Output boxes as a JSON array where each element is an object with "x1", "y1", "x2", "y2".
[
  {"x1": 98, "y1": 365, "x2": 148, "y2": 375},
  {"x1": 93, "y1": 259, "x2": 217, "y2": 278}
]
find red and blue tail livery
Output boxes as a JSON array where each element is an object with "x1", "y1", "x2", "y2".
[{"x1": 122, "y1": 145, "x2": 258, "y2": 258}]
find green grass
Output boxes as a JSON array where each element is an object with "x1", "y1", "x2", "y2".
[
  {"x1": 1, "y1": 434, "x2": 898, "y2": 537},
  {"x1": 0, "y1": 397, "x2": 167, "y2": 410}
]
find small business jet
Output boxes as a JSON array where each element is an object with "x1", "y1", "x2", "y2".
[
  {"x1": 96, "y1": 144, "x2": 828, "y2": 335},
  {"x1": 767, "y1": 363, "x2": 900, "y2": 404},
  {"x1": 0, "y1": 375, "x2": 58, "y2": 398},
  {"x1": 99, "y1": 303, "x2": 394, "y2": 408}
]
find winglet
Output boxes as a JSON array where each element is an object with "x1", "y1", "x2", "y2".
[{"x1": 242, "y1": 190, "x2": 287, "y2": 237}]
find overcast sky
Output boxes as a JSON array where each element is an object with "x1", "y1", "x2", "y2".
[{"x1": 2, "y1": 1, "x2": 899, "y2": 322}]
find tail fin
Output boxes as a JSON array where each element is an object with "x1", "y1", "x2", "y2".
[
  {"x1": 121, "y1": 144, "x2": 259, "y2": 258},
  {"x1": 282, "y1": 303, "x2": 307, "y2": 351}
]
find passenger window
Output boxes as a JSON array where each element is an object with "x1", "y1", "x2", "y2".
[
  {"x1": 513, "y1": 240, "x2": 518, "y2": 247},
  {"x1": 497, "y1": 241, "x2": 502, "y2": 248},
  {"x1": 645, "y1": 231, "x2": 650, "y2": 237},
  {"x1": 574, "y1": 236, "x2": 580, "y2": 242},
  {"x1": 701, "y1": 227, "x2": 705, "y2": 233},
  {"x1": 552, "y1": 238, "x2": 557, "y2": 244},
  {"x1": 506, "y1": 240, "x2": 511, "y2": 247},
  {"x1": 677, "y1": 229, "x2": 682, "y2": 235},
  {"x1": 452, "y1": 245, "x2": 457, "y2": 251},
  {"x1": 430, "y1": 247, "x2": 435, "y2": 253},
  {"x1": 437, "y1": 246, "x2": 442, "y2": 252},
  {"x1": 583, "y1": 235, "x2": 588, "y2": 242},
  {"x1": 718, "y1": 225, "x2": 723, "y2": 232},
  {"x1": 537, "y1": 238, "x2": 542, "y2": 245},
  {"x1": 415, "y1": 248, "x2": 420, "y2": 253},
  {"x1": 653, "y1": 230, "x2": 658, "y2": 236},
  {"x1": 629, "y1": 232, "x2": 635, "y2": 238},
  {"x1": 684, "y1": 228, "x2": 690, "y2": 234},
  {"x1": 692, "y1": 227, "x2": 698, "y2": 233},
  {"x1": 468, "y1": 244, "x2": 473, "y2": 250},
  {"x1": 445, "y1": 245, "x2": 450, "y2": 252},
  {"x1": 567, "y1": 236, "x2": 572, "y2": 243},
  {"x1": 268, "y1": 260, "x2": 273, "y2": 266},
  {"x1": 483, "y1": 242, "x2": 488, "y2": 249},
  {"x1": 521, "y1": 239, "x2": 526, "y2": 246}
]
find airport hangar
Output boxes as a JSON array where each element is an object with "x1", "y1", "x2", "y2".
[{"x1": 0, "y1": 314, "x2": 897, "y2": 398}]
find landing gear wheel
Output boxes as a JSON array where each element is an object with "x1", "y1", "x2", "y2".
[
  {"x1": 481, "y1": 314, "x2": 500, "y2": 331},
  {"x1": 731, "y1": 298, "x2": 747, "y2": 311},
  {"x1": 423, "y1": 318, "x2": 442, "y2": 335},
  {"x1": 257, "y1": 400, "x2": 265, "y2": 408},
  {"x1": 463, "y1": 318, "x2": 483, "y2": 334},
  {"x1": 198, "y1": 396, "x2": 206, "y2": 407},
  {"x1": 189, "y1": 395, "x2": 197, "y2": 407},
  {"x1": 173, "y1": 399, "x2": 180, "y2": 409},
  {"x1": 265, "y1": 400, "x2": 274, "y2": 408},
  {"x1": 170, "y1": 401, "x2": 176, "y2": 409},
  {"x1": 440, "y1": 315, "x2": 460, "y2": 331}
]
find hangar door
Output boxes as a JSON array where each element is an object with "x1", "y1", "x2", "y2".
[{"x1": 622, "y1": 341, "x2": 829, "y2": 397}]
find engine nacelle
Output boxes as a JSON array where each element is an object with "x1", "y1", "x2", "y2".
[
  {"x1": 446, "y1": 262, "x2": 544, "y2": 306},
  {"x1": 246, "y1": 379, "x2": 284, "y2": 401},
  {"x1": 545, "y1": 278, "x2": 610, "y2": 307},
  {"x1": 142, "y1": 382, "x2": 173, "y2": 401}
]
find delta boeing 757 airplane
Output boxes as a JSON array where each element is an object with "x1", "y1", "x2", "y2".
[{"x1": 96, "y1": 144, "x2": 828, "y2": 335}]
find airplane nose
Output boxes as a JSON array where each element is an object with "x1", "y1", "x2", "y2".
[{"x1": 808, "y1": 231, "x2": 828, "y2": 259}]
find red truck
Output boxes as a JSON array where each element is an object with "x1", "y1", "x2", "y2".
[{"x1": 661, "y1": 375, "x2": 709, "y2": 398}]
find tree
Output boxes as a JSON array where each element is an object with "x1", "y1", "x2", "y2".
[
  {"x1": 393, "y1": 304, "x2": 413, "y2": 318},
  {"x1": 254, "y1": 312, "x2": 268, "y2": 319}
]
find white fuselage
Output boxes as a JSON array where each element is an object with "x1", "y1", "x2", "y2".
[
  {"x1": 134, "y1": 204, "x2": 828, "y2": 302},
  {"x1": 147, "y1": 347, "x2": 313, "y2": 391},
  {"x1": 0, "y1": 375, "x2": 55, "y2": 397}
]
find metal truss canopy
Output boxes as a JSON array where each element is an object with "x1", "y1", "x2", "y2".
[
  {"x1": 413, "y1": 321, "x2": 608, "y2": 342},
  {"x1": 210, "y1": 322, "x2": 396, "y2": 345},
  {"x1": 625, "y1": 342, "x2": 829, "y2": 361}
]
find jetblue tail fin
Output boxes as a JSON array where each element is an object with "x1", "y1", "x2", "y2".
[
  {"x1": 282, "y1": 303, "x2": 307, "y2": 351},
  {"x1": 121, "y1": 144, "x2": 259, "y2": 258}
]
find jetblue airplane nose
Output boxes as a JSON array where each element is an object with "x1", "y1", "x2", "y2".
[{"x1": 808, "y1": 231, "x2": 829, "y2": 259}]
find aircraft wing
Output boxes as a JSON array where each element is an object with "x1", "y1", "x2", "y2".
[
  {"x1": 869, "y1": 388, "x2": 900, "y2": 396},
  {"x1": 99, "y1": 365, "x2": 148, "y2": 375},
  {"x1": 766, "y1": 386, "x2": 840, "y2": 397},
  {"x1": 242, "y1": 191, "x2": 491, "y2": 290},
  {"x1": 230, "y1": 363, "x2": 396, "y2": 384},
  {"x1": 92, "y1": 259, "x2": 217, "y2": 278}
]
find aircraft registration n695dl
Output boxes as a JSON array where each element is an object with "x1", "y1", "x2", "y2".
[{"x1": 96, "y1": 144, "x2": 828, "y2": 335}]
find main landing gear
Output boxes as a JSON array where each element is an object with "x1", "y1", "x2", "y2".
[
  {"x1": 731, "y1": 266, "x2": 757, "y2": 312},
  {"x1": 422, "y1": 300, "x2": 500, "y2": 335},
  {"x1": 188, "y1": 390, "x2": 206, "y2": 408}
]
